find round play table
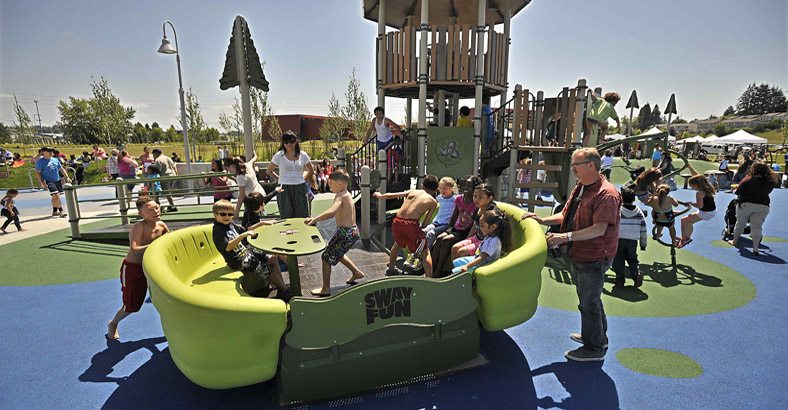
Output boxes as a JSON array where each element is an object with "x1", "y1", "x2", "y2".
[{"x1": 247, "y1": 218, "x2": 326, "y2": 296}]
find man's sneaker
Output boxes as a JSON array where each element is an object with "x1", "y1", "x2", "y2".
[
  {"x1": 634, "y1": 273, "x2": 644, "y2": 288},
  {"x1": 570, "y1": 332, "x2": 608, "y2": 349},
  {"x1": 59, "y1": 210, "x2": 67, "y2": 218},
  {"x1": 613, "y1": 278, "x2": 625, "y2": 287},
  {"x1": 52, "y1": 210, "x2": 59, "y2": 217},
  {"x1": 402, "y1": 254, "x2": 415, "y2": 269},
  {"x1": 410, "y1": 257, "x2": 423, "y2": 271},
  {"x1": 565, "y1": 346, "x2": 606, "y2": 362}
]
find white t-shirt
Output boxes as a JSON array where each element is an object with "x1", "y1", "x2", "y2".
[
  {"x1": 601, "y1": 155, "x2": 614, "y2": 169},
  {"x1": 236, "y1": 166, "x2": 266, "y2": 195},
  {"x1": 477, "y1": 235, "x2": 502, "y2": 265},
  {"x1": 271, "y1": 150, "x2": 311, "y2": 185}
]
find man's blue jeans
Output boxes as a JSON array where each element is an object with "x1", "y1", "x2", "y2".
[{"x1": 571, "y1": 257, "x2": 613, "y2": 350}]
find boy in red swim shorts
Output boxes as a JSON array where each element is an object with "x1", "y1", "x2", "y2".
[
  {"x1": 374, "y1": 175, "x2": 439, "y2": 277},
  {"x1": 107, "y1": 196, "x2": 169, "y2": 340}
]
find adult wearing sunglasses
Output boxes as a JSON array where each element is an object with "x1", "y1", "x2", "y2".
[
  {"x1": 522, "y1": 148, "x2": 621, "y2": 363},
  {"x1": 267, "y1": 131, "x2": 315, "y2": 219}
]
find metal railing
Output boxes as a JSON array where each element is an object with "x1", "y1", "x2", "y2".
[
  {"x1": 347, "y1": 129, "x2": 409, "y2": 198},
  {"x1": 63, "y1": 172, "x2": 246, "y2": 239}
]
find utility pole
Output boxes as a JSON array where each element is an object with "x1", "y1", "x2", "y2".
[{"x1": 34, "y1": 100, "x2": 43, "y2": 136}]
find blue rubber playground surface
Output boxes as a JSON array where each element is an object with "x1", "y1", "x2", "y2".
[{"x1": 1, "y1": 187, "x2": 787, "y2": 409}]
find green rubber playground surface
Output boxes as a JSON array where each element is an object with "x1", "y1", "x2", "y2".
[
  {"x1": 537, "y1": 242, "x2": 756, "y2": 317},
  {"x1": 616, "y1": 348, "x2": 704, "y2": 378},
  {"x1": 0, "y1": 220, "x2": 126, "y2": 286},
  {"x1": 710, "y1": 237, "x2": 788, "y2": 247}
]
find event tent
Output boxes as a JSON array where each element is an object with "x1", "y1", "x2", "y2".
[
  {"x1": 716, "y1": 129, "x2": 767, "y2": 144},
  {"x1": 703, "y1": 135, "x2": 720, "y2": 142},
  {"x1": 639, "y1": 126, "x2": 676, "y2": 142},
  {"x1": 605, "y1": 133, "x2": 627, "y2": 140}
]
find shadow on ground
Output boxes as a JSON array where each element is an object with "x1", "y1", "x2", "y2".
[{"x1": 83, "y1": 329, "x2": 618, "y2": 409}]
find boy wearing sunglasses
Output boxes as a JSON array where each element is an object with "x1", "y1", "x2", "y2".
[{"x1": 212, "y1": 199, "x2": 290, "y2": 301}]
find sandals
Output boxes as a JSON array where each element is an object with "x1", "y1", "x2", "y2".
[{"x1": 676, "y1": 238, "x2": 693, "y2": 248}]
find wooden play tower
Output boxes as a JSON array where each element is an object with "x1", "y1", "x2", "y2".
[{"x1": 362, "y1": 0, "x2": 531, "y2": 183}]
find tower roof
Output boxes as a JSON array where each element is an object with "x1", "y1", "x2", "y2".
[{"x1": 362, "y1": 0, "x2": 531, "y2": 29}]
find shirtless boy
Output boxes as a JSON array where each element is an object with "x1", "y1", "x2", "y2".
[
  {"x1": 305, "y1": 170, "x2": 364, "y2": 296},
  {"x1": 107, "y1": 196, "x2": 169, "y2": 340},
  {"x1": 374, "y1": 174, "x2": 439, "y2": 277}
]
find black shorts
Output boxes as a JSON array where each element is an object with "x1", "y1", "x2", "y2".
[
  {"x1": 45, "y1": 180, "x2": 64, "y2": 196},
  {"x1": 443, "y1": 227, "x2": 471, "y2": 240}
]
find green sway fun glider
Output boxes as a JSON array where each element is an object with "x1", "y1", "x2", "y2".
[{"x1": 142, "y1": 202, "x2": 546, "y2": 403}]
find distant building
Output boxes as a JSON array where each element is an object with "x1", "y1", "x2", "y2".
[
  {"x1": 261, "y1": 114, "x2": 351, "y2": 141},
  {"x1": 685, "y1": 112, "x2": 787, "y2": 134}
]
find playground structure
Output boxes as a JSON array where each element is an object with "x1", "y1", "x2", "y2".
[
  {"x1": 53, "y1": 2, "x2": 699, "y2": 403},
  {"x1": 142, "y1": 202, "x2": 546, "y2": 403}
]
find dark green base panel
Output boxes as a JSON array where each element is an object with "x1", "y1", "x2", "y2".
[{"x1": 279, "y1": 312, "x2": 480, "y2": 404}]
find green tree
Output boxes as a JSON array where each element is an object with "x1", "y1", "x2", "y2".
[
  {"x1": 342, "y1": 67, "x2": 371, "y2": 140},
  {"x1": 0, "y1": 123, "x2": 11, "y2": 143},
  {"x1": 89, "y1": 76, "x2": 136, "y2": 145},
  {"x1": 57, "y1": 97, "x2": 99, "y2": 144},
  {"x1": 723, "y1": 105, "x2": 736, "y2": 116},
  {"x1": 165, "y1": 125, "x2": 178, "y2": 142},
  {"x1": 713, "y1": 122, "x2": 728, "y2": 136},
  {"x1": 651, "y1": 104, "x2": 663, "y2": 126},
  {"x1": 12, "y1": 96, "x2": 34, "y2": 144},
  {"x1": 319, "y1": 93, "x2": 346, "y2": 151},
  {"x1": 638, "y1": 103, "x2": 652, "y2": 130},
  {"x1": 150, "y1": 124, "x2": 164, "y2": 143},
  {"x1": 736, "y1": 83, "x2": 788, "y2": 115}
]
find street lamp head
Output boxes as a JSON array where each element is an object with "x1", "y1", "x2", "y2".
[{"x1": 157, "y1": 37, "x2": 177, "y2": 54}]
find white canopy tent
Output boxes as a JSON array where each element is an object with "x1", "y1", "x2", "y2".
[
  {"x1": 716, "y1": 129, "x2": 768, "y2": 145},
  {"x1": 703, "y1": 135, "x2": 720, "y2": 142},
  {"x1": 638, "y1": 126, "x2": 675, "y2": 142},
  {"x1": 604, "y1": 133, "x2": 627, "y2": 141},
  {"x1": 679, "y1": 136, "x2": 705, "y2": 143}
]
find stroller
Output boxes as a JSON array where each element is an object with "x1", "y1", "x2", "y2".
[{"x1": 722, "y1": 197, "x2": 750, "y2": 241}]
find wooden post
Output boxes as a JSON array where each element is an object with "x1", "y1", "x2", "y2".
[
  {"x1": 472, "y1": 0, "x2": 486, "y2": 177},
  {"x1": 361, "y1": 166, "x2": 370, "y2": 240},
  {"x1": 438, "y1": 90, "x2": 446, "y2": 126},
  {"x1": 117, "y1": 178, "x2": 130, "y2": 226},
  {"x1": 417, "y1": 0, "x2": 429, "y2": 186},
  {"x1": 337, "y1": 147, "x2": 345, "y2": 170},
  {"x1": 377, "y1": 150, "x2": 387, "y2": 225},
  {"x1": 508, "y1": 85, "x2": 523, "y2": 202},
  {"x1": 377, "y1": 0, "x2": 386, "y2": 109},
  {"x1": 574, "y1": 79, "x2": 587, "y2": 145},
  {"x1": 64, "y1": 183, "x2": 80, "y2": 239}
]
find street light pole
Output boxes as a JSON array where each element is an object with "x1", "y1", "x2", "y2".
[{"x1": 158, "y1": 21, "x2": 193, "y2": 178}]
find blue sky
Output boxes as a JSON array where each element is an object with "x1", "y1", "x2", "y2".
[{"x1": 1, "y1": 0, "x2": 786, "y2": 131}]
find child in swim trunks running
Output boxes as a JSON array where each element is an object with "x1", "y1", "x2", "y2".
[
  {"x1": 374, "y1": 175, "x2": 439, "y2": 277},
  {"x1": 107, "y1": 196, "x2": 169, "y2": 340},
  {"x1": 305, "y1": 169, "x2": 364, "y2": 296}
]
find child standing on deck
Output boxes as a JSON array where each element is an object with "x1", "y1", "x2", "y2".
[
  {"x1": 1, "y1": 189, "x2": 25, "y2": 233},
  {"x1": 452, "y1": 209, "x2": 512, "y2": 274},
  {"x1": 374, "y1": 175, "x2": 440, "y2": 277},
  {"x1": 107, "y1": 197, "x2": 169, "y2": 340},
  {"x1": 305, "y1": 170, "x2": 364, "y2": 296},
  {"x1": 212, "y1": 199, "x2": 290, "y2": 301},
  {"x1": 645, "y1": 184, "x2": 679, "y2": 246},
  {"x1": 613, "y1": 188, "x2": 647, "y2": 287}
]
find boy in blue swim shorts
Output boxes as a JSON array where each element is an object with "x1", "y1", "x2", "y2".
[{"x1": 306, "y1": 170, "x2": 364, "y2": 296}]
